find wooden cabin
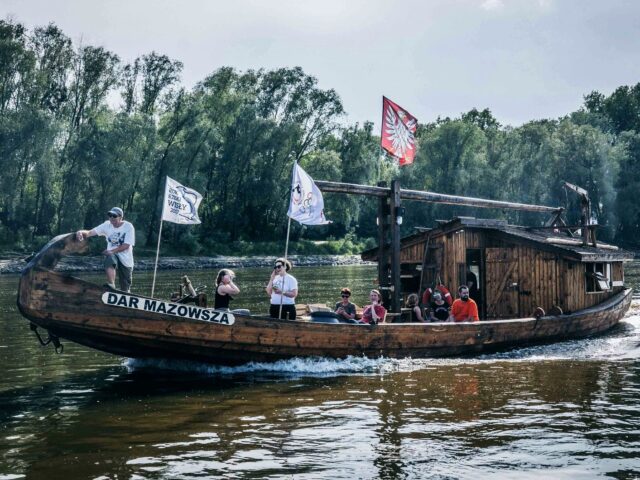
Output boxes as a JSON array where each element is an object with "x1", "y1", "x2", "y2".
[{"x1": 362, "y1": 217, "x2": 634, "y2": 320}]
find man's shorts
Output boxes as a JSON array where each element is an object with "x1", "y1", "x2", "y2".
[{"x1": 103, "y1": 254, "x2": 133, "y2": 292}]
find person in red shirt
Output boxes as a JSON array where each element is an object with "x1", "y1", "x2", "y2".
[
  {"x1": 450, "y1": 285, "x2": 479, "y2": 322},
  {"x1": 361, "y1": 289, "x2": 387, "y2": 324}
]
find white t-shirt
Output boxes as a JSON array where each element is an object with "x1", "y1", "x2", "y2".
[
  {"x1": 93, "y1": 220, "x2": 136, "y2": 268},
  {"x1": 270, "y1": 274, "x2": 298, "y2": 305}
]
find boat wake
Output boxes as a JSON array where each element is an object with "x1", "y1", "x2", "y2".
[
  {"x1": 124, "y1": 310, "x2": 640, "y2": 377},
  {"x1": 124, "y1": 355, "x2": 388, "y2": 377}
]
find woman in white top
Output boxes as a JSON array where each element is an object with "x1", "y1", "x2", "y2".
[{"x1": 266, "y1": 258, "x2": 298, "y2": 319}]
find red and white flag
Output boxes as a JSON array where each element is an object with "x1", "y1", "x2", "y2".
[{"x1": 381, "y1": 96, "x2": 418, "y2": 166}]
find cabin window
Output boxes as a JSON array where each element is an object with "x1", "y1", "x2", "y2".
[{"x1": 585, "y1": 263, "x2": 611, "y2": 293}]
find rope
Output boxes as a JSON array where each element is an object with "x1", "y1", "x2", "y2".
[{"x1": 30, "y1": 324, "x2": 63, "y2": 353}]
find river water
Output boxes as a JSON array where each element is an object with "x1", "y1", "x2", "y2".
[{"x1": 1, "y1": 264, "x2": 640, "y2": 479}]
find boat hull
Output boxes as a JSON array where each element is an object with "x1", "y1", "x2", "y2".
[{"x1": 18, "y1": 259, "x2": 633, "y2": 365}]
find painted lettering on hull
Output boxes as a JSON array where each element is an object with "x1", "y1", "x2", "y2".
[{"x1": 101, "y1": 292, "x2": 235, "y2": 325}]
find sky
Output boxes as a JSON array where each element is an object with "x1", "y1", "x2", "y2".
[{"x1": 3, "y1": 0, "x2": 640, "y2": 129}]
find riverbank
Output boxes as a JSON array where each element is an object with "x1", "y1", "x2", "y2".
[{"x1": 0, "y1": 254, "x2": 371, "y2": 275}]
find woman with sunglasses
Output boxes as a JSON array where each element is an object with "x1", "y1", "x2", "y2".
[
  {"x1": 334, "y1": 287, "x2": 356, "y2": 320},
  {"x1": 214, "y1": 269, "x2": 240, "y2": 310},
  {"x1": 266, "y1": 258, "x2": 298, "y2": 320}
]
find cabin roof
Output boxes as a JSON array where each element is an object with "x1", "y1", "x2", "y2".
[{"x1": 362, "y1": 217, "x2": 635, "y2": 263}]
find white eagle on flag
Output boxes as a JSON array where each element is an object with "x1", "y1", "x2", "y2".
[{"x1": 380, "y1": 97, "x2": 418, "y2": 166}]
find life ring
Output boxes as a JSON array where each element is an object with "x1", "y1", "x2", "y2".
[{"x1": 422, "y1": 285, "x2": 452, "y2": 306}]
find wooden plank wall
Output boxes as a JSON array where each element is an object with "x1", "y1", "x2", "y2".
[
  {"x1": 443, "y1": 231, "x2": 466, "y2": 291},
  {"x1": 514, "y1": 246, "x2": 561, "y2": 317},
  {"x1": 400, "y1": 242, "x2": 425, "y2": 263},
  {"x1": 563, "y1": 262, "x2": 597, "y2": 312},
  {"x1": 612, "y1": 262, "x2": 624, "y2": 286},
  {"x1": 484, "y1": 248, "x2": 519, "y2": 318},
  {"x1": 399, "y1": 228, "x2": 625, "y2": 317}
]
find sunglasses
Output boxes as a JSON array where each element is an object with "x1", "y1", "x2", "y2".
[
  {"x1": 274, "y1": 264, "x2": 283, "y2": 269},
  {"x1": 108, "y1": 213, "x2": 120, "y2": 218},
  {"x1": 341, "y1": 294, "x2": 350, "y2": 298}
]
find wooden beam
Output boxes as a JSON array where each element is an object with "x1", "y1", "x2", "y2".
[
  {"x1": 316, "y1": 180, "x2": 389, "y2": 198},
  {"x1": 377, "y1": 182, "x2": 389, "y2": 310},
  {"x1": 390, "y1": 180, "x2": 402, "y2": 314},
  {"x1": 399, "y1": 187, "x2": 562, "y2": 212},
  {"x1": 315, "y1": 180, "x2": 563, "y2": 213}
]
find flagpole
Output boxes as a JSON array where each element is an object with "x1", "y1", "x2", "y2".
[
  {"x1": 280, "y1": 160, "x2": 297, "y2": 320},
  {"x1": 151, "y1": 220, "x2": 163, "y2": 297},
  {"x1": 151, "y1": 176, "x2": 169, "y2": 297},
  {"x1": 379, "y1": 96, "x2": 385, "y2": 181},
  {"x1": 279, "y1": 216, "x2": 292, "y2": 320},
  {"x1": 284, "y1": 216, "x2": 292, "y2": 258}
]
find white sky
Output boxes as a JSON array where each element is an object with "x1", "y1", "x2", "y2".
[{"x1": 3, "y1": 0, "x2": 640, "y2": 128}]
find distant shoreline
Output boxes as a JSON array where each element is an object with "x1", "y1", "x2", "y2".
[{"x1": 0, "y1": 254, "x2": 372, "y2": 275}]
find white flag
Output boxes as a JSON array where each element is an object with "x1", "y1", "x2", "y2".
[
  {"x1": 288, "y1": 163, "x2": 330, "y2": 225},
  {"x1": 161, "y1": 176, "x2": 203, "y2": 225}
]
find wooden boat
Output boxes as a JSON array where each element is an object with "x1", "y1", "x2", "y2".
[
  {"x1": 17, "y1": 226, "x2": 633, "y2": 366},
  {"x1": 17, "y1": 180, "x2": 635, "y2": 365}
]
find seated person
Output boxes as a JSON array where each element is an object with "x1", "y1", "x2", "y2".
[
  {"x1": 214, "y1": 268, "x2": 240, "y2": 310},
  {"x1": 422, "y1": 283, "x2": 452, "y2": 307},
  {"x1": 428, "y1": 291, "x2": 450, "y2": 322},
  {"x1": 450, "y1": 285, "x2": 479, "y2": 322},
  {"x1": 335, "y1": 287, "x2": 357, "y2": 320},
  {"x1": 405, "y1": 293, "x2": 425, "y2": 322},
  {"x1": 361, "y1": 289, "x2": 387, "y2": 324}
]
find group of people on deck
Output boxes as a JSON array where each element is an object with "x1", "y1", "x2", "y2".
[
  {"x1": 214, "y1": 258, "x2": 479, "y2": 324},
  {"x1": 332, "y1": 283, "x2": 479, "y2": 324},
  {"x1": 406, "y1": 285, "x2": 479, "y2": 323},
  {"x1": 332, "y1": 284, "x2": 479, "y2": 324},
  {"x1": 76, "y1": 207, "x2": 478, "y2": 323}
]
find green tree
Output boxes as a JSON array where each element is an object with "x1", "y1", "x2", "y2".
[
  {"x1": 551, "y1": 120, "x2": 620, "y2": 240},
  {"x1": 615, "y1": 131, "x2": 640, "y2": 243}
]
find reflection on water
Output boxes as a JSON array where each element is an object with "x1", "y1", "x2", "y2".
[{"x1": 1, "y1": 265, "x2": 640, "y2": 478}]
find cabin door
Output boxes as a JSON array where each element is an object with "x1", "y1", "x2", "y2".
[{"x1": 485, "y1": 248, "x2": 519, "y2": 318}]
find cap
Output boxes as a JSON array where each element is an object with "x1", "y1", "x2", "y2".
[{"x1": 108, "y1": 207, "x2": 123, "y2": 217}]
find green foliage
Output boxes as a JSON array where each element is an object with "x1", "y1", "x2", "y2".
[{"x1": 2, "y1": 19, "x2": 640, "y2": 254}]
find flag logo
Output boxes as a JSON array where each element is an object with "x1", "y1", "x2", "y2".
[
  {"x1": 162, "y1": 176, "x2": 203, "y2": 225},
  {"x1": 288, "y1": 164, "x2": 330, "y2": 225},
  {"x1": 381, "y1": 96, "x2": 418, "y2": 166}
]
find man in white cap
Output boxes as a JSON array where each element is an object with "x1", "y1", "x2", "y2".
[{"x1": 76, "y1": 207, "x2": 136, "y2": 291}]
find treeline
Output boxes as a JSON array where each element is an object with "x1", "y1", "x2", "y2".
[{"x1": 1, "y1": 19, "x2": 640, "y2": 256}]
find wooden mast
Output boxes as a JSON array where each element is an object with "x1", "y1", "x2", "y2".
[
  {"x1": 376, "y1": 182, "x2": 390, "y2": 309},
  {"x1": 390, "y1": 180, "x2": 402, "y2": 314}
]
